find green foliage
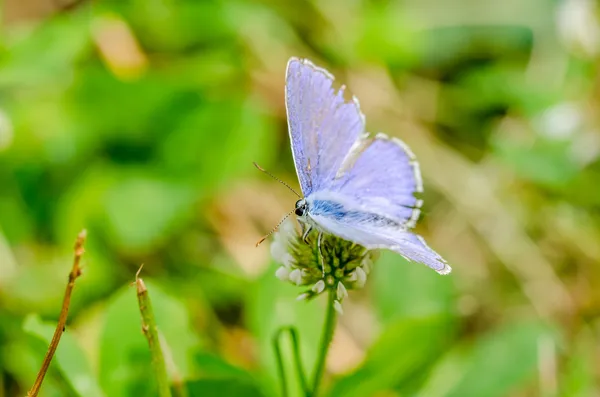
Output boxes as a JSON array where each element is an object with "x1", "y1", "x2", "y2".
[
  {"x1": 372, "y1": 251, "x2": 456, "y2": 324},
  {"x1": 186, "y1": 378, "x2": 265, "y2": 397},
  {"x1": 444, "y1": 322, "x2": 558, "y2": 397},
  {"x1": 99, "y1": 281, "x2": 200, "y2": 397},
  {"x1": 328, "y1": 316, "x2": 452, "y2": 397},
  {"x1": 23, "y1": 315, "x2": 104, "y2": 397},
  {"x1": 1, "y1": 0, "x2": 599, "y2": 395}
]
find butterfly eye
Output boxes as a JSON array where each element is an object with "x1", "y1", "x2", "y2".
[{"x1": 294, "y1": 199, "x2": 306, "y2": 216}]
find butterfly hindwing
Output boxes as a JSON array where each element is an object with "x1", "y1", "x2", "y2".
[
  {"x1": 304, "y1": 133, "x2": 446, "y2": 272},
  {"x1": 332, "y1": 133, "x2": 423, "y2": 228},
  {"x1": 309, "y1": 209, "x2": 451, "y2": 275}
]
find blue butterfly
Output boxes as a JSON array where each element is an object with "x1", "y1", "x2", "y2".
[{"x1": 264, "y1": 57, "x2": 451, "y2": 275}]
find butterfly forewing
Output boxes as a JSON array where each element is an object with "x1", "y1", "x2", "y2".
[{"x1": 285, "y1": 58, "x2": 365, "y2": 196}]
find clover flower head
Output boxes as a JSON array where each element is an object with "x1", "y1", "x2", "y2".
[{"x1": 271, "y1": 219, "x2": 377, "y2": 311}]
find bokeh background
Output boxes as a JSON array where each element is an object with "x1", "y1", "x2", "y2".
[{"x1": 1, "y1": 0, "x2": 600, "y2": 396}]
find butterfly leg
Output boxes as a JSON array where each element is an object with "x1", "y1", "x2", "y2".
[
  {"x1": 302, "y1": 224, "x2": 312, "y2": 243},
  {"x1": 317, "y1": 231, "x2": 325, "y2": 277}
]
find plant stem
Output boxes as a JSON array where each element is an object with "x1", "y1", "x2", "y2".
[
  {"x1": 273, "y1": 326, "x2": 310, "y2": 397},
  {"x1": 288, "y1": 327, "x2": 309, "y2": 395},
  {"x1": 310, "y1": 288, "x2": 337, "y2": 397},
  {"x1": 136, "y1": 267, "x2": 172, "y2": 397},
  {"x1": 273, "y1": 329, "x2": 289, "y2": 397},
  {"x1": 27, "y1": 229, "x2": 87, "y2": 397},
  {"x1": 158, "y1": 332, "x2": 189, "y2": 397}
]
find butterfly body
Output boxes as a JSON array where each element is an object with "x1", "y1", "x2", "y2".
[{"x1": 284, "y1": 57, "x2": 451, "y2": 275}]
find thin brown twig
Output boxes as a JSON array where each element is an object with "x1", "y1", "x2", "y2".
[{"x1": 27, "y1": 229, "x2": 87, "y2": 397}]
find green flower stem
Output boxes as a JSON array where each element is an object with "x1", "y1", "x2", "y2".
[
  {"x1": 310, "y1": 288, "x2": 337, "y2": 397},
  {"x1": 273, "y1": 326, "x2": 309, "y2": 397},
  {"x1": 136, "y1": 269, "x2": 172, "y2": 397}
]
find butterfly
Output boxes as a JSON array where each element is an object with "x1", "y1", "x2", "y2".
[{"x1": 261, "y1": 57, "x2": 451, "y2": 275}]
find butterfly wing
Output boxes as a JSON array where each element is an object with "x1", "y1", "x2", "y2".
[
  {"x1": 332, "y1": 133, "x2": 423, "y2": 228},
  {"x1": 306, "y1": 134, "x2": 450, "y2": 274},
  {"x1": 285, "y1": 58, "x2": 365, "y2": 196},
  {"x1": 285, "y1": 59, "x2": 447, "y2": 273},
  {"x1": 309, "y1": 207, "x2": 451, "y2": 275}
]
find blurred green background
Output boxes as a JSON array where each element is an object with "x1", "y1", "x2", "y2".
[{"x1": 1, "y1": 0, "x2": 599, "y2": 396}]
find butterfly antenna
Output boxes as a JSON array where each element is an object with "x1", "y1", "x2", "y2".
[
  {"x1": 253, "y1": 162, "x2": 302, "y2": 199},
  {"x1": 256, "y1": 209, "x2": 296, "y2": 247}
]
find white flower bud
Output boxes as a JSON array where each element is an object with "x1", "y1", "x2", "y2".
[
  {"x1": 312, "y1": 280, "x2": 326, "y2": 294},
  {"x1": 281, "y1": 253, "x2": 294, "y2": 268},
  {"x1": 336, "y1": 282, "x2": 348, "y2": 300},
  {"x1": 289, "y1": 269, "x2": 303, "y2": 285},
  {"x1": 361, "y1": 259, "x2": 372, "y2": 275},
  {"x1": 347, "y1": 267, "x2": 367, "y2": 288},
  {"x1": 275, "y1": 266, "x2": 290, "y2": 281},
  {"x1": 333, "y1": 300, "x2": 343, "y2": 315},
  {"x1": 270, "y1": 239, "x2": 286, "y2": 263},
  {"x1": 296, "y1": 293, "x2": 310, "y2": 301}
]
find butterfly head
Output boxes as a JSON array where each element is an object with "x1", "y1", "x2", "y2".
[{"x1": 294, "y1": 198, "x2": 308, "y2": 217}]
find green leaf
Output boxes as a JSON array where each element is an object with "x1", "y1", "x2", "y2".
[
  {"x1": 493, "y1": 137, "x2": 579, "y2": 187},
  {"x1": 0, "y1": 12, "x2": 90, "y2": 87},
  {"x1": 104, "y1": 0, "x2": 234, "y2": 51},
  {"x1": 158, "y1": 97, "x2": 276, "y2": 192},
  {"x1": 102, "y1": 173, "x2": 195, "y2": 253},
  {"x1": 194, "y1": 352, "x2": 257, "y2": 382},
  {"x1": 360, "y1": 251, "x2": 457, "y2": 395},
  {"x1": 68, "y1": 66, "x2": 181, "y2": 142},
  {"x1": 421, "y1": 321, "x2": 558, "y2": 397},
  {"x1": 98, "y1": 281, "x2": 202, "y2": 397},
  {"x1": 371, "y1": 251, "x2": 456, "y2": 324},
  {"x1": 1, "y1": 337, "x2": 68, "y2": 397},
  {"x1": 54, "y1": 166, "x2": 196, "y2": 255},
  {"x1": 191, "y1": 353, "x2": 265, "y2": 396},
  {"x1": 186, "y1": 378, "x2": 265, "y2": 397},
  {"x1": 23, "y1": 314, "x2": 105, "y2": 397},
  {"x1": 560, "y1": 329, "x2": 596, "y2": 397},
  {"x1": 328, "y1": 315, "x2": 451, "y2": 397},
  {"x1": 355, "y1": 4, "x2": 421, "y2": 65}
]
